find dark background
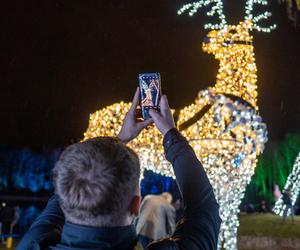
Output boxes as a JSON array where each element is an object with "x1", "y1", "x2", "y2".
[{"x1": 0, "y1": 0, "x2": 299, "y2": 148}]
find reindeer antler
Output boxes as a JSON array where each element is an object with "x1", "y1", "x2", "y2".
[
  {"x1": 178, "y1": 0, "x2": 227, "y2": 30},
  {"x1": 245, "y1": 0, "x2": 276, "y2": 32}
]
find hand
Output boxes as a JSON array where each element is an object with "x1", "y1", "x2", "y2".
[
  {"x1": 118, "y1": 88, "x2": 153, "y2": 143},
  {"x1": 149, "y1": 95, "x2": 175, "y2": 135}
]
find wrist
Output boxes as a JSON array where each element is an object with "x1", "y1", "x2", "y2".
[
  {"x1": 117, "y1": 132, "x2": 130, "y2": 144},
  {"x1": 162, "y1": 126, "x2": 176, "y2": 136}
]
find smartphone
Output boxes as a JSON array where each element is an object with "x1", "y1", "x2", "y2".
[{"x1": 138, "y1": 73, "x2": 161, "y2": 120}]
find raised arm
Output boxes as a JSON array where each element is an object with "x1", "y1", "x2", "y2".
[
  {"x1": 17, "y1": 195, "x2": 64, "y2": 250},
  {"x1": 117, "y1": 89, "x2": 220, "y2": 249},
  {"x1": 149, "y1": 96, "x2": 221, "y2": 250}
]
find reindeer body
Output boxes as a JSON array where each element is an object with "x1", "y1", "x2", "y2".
[
  {"x1": 174, "y1": 21, "x2": 267, "y2": 249},
  {"x1": 83, "y1": 21, "x2": 267, "y2": 250}
]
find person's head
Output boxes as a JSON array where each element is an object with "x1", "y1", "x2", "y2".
[
  {"x1": 53, "y1": 137, "x2": 141, "y2": 227},
  {"x1": 161, "y1": 192, "x2": 173, "y2": 204}
]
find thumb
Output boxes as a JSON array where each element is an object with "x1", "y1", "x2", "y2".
[
  {"x1": 160, "y1": 95, "x2": 170, "y2": 116},
  {"x1": 149, "y1": 109, "x2": 161, "y2": 122},
  {"x1": 138, "y1": 118, "x2": 153, "y2": 130}
]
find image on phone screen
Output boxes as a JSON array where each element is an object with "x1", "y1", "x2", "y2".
[{"x1": 138, "y1": 73, "x2": 161, "y2": 120}]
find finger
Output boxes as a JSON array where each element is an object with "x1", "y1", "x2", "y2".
[
  {"x1": 129, "y1": 87, "x2": 140, "y2": 112},
  {"x1": 149, "y1": 109, "x2": 161, "y2": 122},
  {"x1": 137, "y1": 118, "x2": 153, "y2": 130},
  {"x1": 160, "y1": 95, "x2": 171, "y2": 116}
]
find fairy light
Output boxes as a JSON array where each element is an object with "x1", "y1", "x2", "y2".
[
  {"x1": 84, "y1": 0, "x2": 276, "y2": 248},
  {"x1": 245, "y1": 0, "x2": 276, "y2": 32},
  {"x1": 83, "y1": 102, "x2": 171, "y2": 176},
  {"x1": 177, "y1": 21, "x2": 267, "y2": 250},
  {"x1": 273, "y1": 151, "x2": 300, "y2": 216},
  {"x1": 178, "y1": 0, "x2": 227, "y2": 30},
  {"x1": 176, "y1": 1, "x2": 274, "y2": 246},
  {"x1": 201, "y1": 20, "x2": 258, "y2": 108},
  {"x1": 83, "y1": 20, "x2": 268, "y2": 250},
  {"x1": 178, "y1": 0, "x2": 276, "y2": 32}
]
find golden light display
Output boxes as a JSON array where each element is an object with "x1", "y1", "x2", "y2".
[
  {"x1": 84, "y1": 1, "x2": 274, "y2": 249},
  {"x1": 273, "y1": 151, "x2": 300, "y2": 216}
]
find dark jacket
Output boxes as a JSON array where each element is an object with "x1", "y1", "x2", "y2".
[{"x1": 17, "y1": 129, "x2": 221, "y2": 250}]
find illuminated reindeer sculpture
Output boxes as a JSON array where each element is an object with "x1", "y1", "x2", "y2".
[
  {"x1": 84, "y1": 1, "x2": 275, "y2": 249},
  {"x1": 273, "y1": 151, "x2": 300, "y2": 216}
]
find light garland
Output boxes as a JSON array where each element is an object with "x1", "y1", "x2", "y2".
[
  {"x1": 178, "y1": 0, "x2": 227, "y2": 30},
  {"x1": 178, "y1": 0, "x2": 276, "y2": 32},
  {"x1": 83, "y1": 20, "x2": 268, "y2": 250},
  {"x1": 273, "y1": 151, "x2": 300, "y2": 216},
  {"x1": 177, "y1": 20, "x2": 267, "y2": 250},
  {"x1": 245, "y1": 0, "x2": 276, "y2": 32}
]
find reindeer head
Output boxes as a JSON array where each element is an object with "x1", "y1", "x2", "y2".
[
  {"x1": 202, "y1": 20, "x2": 253, "y2": 58},
  {"x1": 178, "y1": 0, "x2": 275, "y2": 106}
]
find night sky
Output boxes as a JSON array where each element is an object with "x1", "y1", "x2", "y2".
[{"x1": 0, "y1": 0, "x2": 299, "y2": 147}]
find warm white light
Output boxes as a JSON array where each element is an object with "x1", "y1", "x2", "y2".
[
  {"x1": 245, "y1": 0, "x2": 276, "y2": 32},
  {"x1": 84, "y1": 0, "x2": 277, "y2": 247},
  {"x1": 83, "y1": 20, "x2": 268, "y2": 250},
  {"x1": 178, "y1": 0, "x2": 227, "y2": 30},
  {"x1": 178, "y1": 0, "x2": 276, "y2": 32},
  {"x1": 273, "y1": 152, "x2": 300, "y2": 216}
]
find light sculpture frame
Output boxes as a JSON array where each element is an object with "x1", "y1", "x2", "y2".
[
  {"x1": 84, "y1": 1, "x2": 275, "y2": 249},
  {"x1": 273, "y1": 151, "x2": 300, "y2": 216}
]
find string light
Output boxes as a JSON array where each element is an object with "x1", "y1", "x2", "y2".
[
  {"x1": 84, "y1": 0, "x2": 277, "y2": 247},
  {"x1": 83, "y1": 20, "x2": 268, "y2": 250},
  {"x1": 245, "y1": 0, "x2": 276, "y2": 32},
  {"x1": 178, "y1": 0, "x2": 276, "y2": 32},
  {"x1": 176, "y1": 0, "x2": 274, "y2": 247},
  {"x1": 177, "y1": 20, "x2": 268, "y2": 250},
  {"x1": 178, "y1": 0, "x2": 227, "y2": 30},
  {"x1": 273, "y1": 151, "x2": 300, "y2": 216}
]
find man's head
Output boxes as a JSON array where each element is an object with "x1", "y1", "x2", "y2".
[{"x1": 53, "y1": 137, "x2": 141, "y2": 227}]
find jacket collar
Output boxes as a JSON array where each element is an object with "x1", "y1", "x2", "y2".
[{"x1": 59, "y1": 222, "x2": 138, "y2": 250}]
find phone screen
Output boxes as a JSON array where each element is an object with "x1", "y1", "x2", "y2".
[{"x1": 138, "y1": 73, "x2": 161, "y2": 119}]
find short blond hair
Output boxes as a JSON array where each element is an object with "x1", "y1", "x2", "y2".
[{"x1": 53, "y1": 137, "x2": 140, "y2": 227}]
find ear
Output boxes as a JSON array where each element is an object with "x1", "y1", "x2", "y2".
[{"x1": 129, "y1": 195, "x2": 141, "y2": 216}]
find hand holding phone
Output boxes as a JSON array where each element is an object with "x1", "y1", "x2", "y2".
[
  {"x1": 149, "y1": 95, "x2": 175, "y2": 136},
  {"x1": 138, "y1": 73, "x2": 161, "y2": 120},
  {"x1": 118, "y1": 88, "x2": 153, "y2": 143}
]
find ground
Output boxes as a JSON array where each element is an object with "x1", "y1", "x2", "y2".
[
  {"x1": 0, "y1": 214, "x2": 299, "y2": 250},
  {"x1": 238, "y1": 213, "x2": 300, "y2": 238}
]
